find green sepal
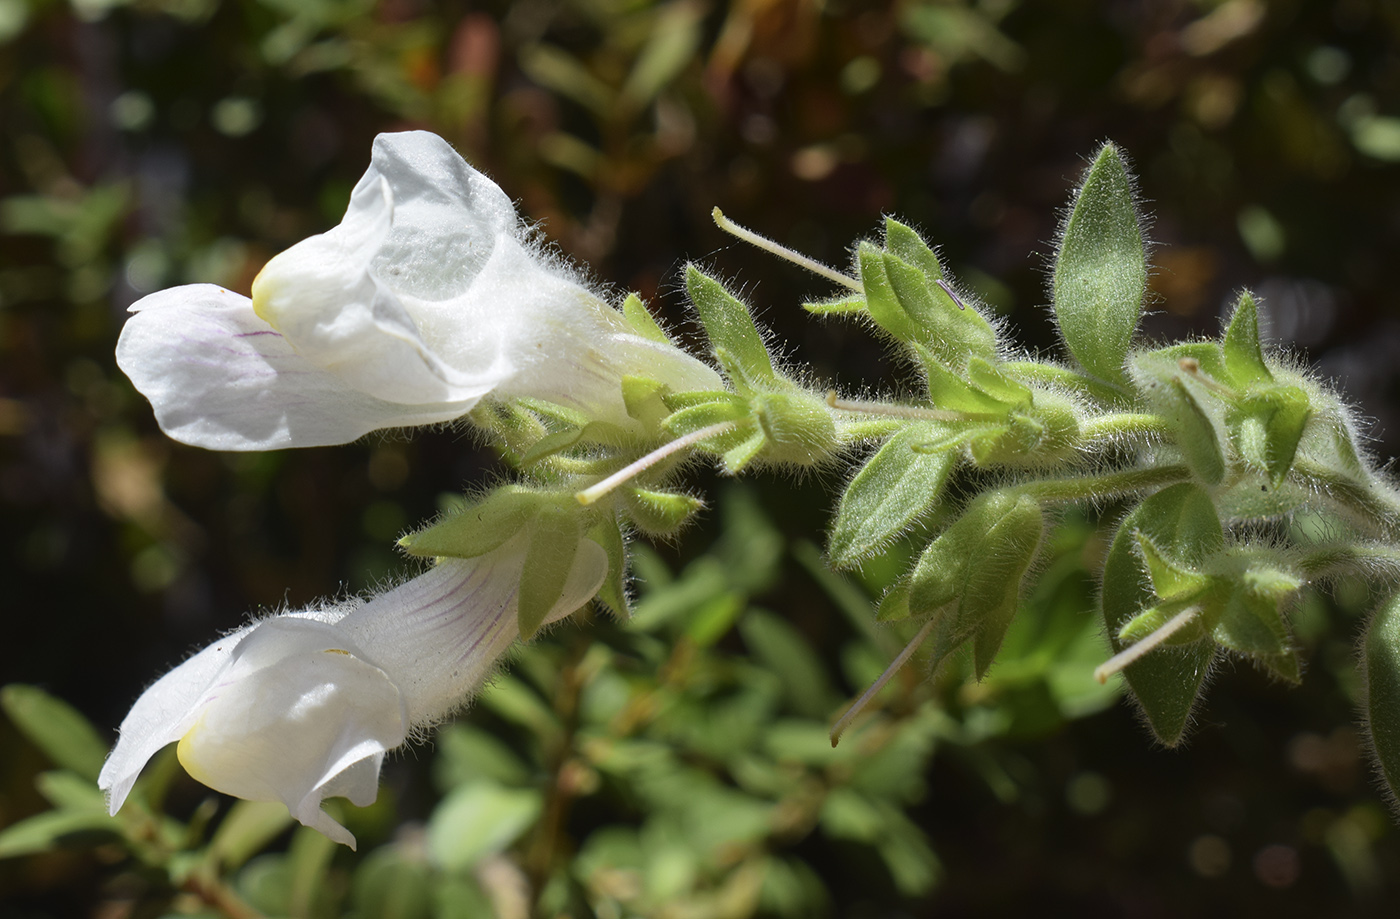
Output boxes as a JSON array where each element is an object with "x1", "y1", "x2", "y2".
[
  {"x1": 0, "y1": 685, "x2": 108, "y2": 782},
  {"x1": 685, "y1": 266, "x2": 776, "y2": 386},
  {"x1": 883, "y1": 217, "x2": 944, "y2": 281},
  {"x1": 828, "y1": 424, "x2": 956, "y2": 567},
  {"x1": 1237, "y1": 385, "x2": 1311, "y2": 486},
  {"x1": 752, "y1": 389, "x2": 838, "y2": 467},
  {"x1": 1136, "y1": 533, "x2": 1211, "y2": 603},
  {"x1": 518, "y1": 505, "x2": 584, "y2": 640},
  {"x1": 803, "y1": 296, "x2": 866, "y2": 316},
  {"x1": 1116, "y1": 602, "x2": 1210, "y2": 647},
  {"x1": 1364, "y1": 593, "x2": 1400, "y2": 808},
  {"x1": 722, "y1": 427, "x2": 768, "y2": 472},
  {"x1": 1211, "y1": 566, "x2": 1303, "y2": 671},
  {"x1": 917, "y1": 348, "x2": 1011, "y2": 416},
  {"x1": 877, "y1": 578, "x2": 913, "y2": 623},
  {"x1": 967, "y1": 358, "x2": 1030, "y2": 408},
  {"x1": 1132, "y1": 353, "x2": 1228, "y2": 486},
  {"x1": 401, "y1": 486, "x2": 549, "y2": 559},
  {"x1": 1220, "y1": 290, "x2": 1272, "y2": 387},
  {"x1": 587, "y1": 517, "x2": 629, "y2": 619},
  {"x1": 624, "y1": 488, "x2": 704, "y2": 537},
  {"x1": 1101, "y1": 483, "x2": 1222, "y2": 745},
  {"x1": 621, "y1": 292, "x2": 672, "y2": 344},
  {"x1": 663, "y1": 398, "x2": 750, "y2": 437},
  {"x1": 907, "y1": 491, "x2": 1044, "y2": 678},
  {"x1": 1051, "y1": 142, "x2": 1146, "y2": 387},
  {"x1": 966, "y1": 495, "x2": 1044, "y2": 677},
  {"x1": 517, "y1": 428, "x2": 584, "y2": 466},
  {"x1": 858, "y1": 242, "x2": 918, "y2": 342},
  {"x1": 621, "y1": 375, "x2": 671, "y2": 427},
  {"x1": 661, "y1": 389, "x2": 743, "y2": 411}
]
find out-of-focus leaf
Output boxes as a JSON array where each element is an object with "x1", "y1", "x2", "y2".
[
  {"x1": 207, "y1": 800, "x2": 295, "y2": 873},
  {"x1": 0, "y1": 810, "x2": 120, "y2": 858},
  {"x1": 1, "y1": 684, "x2": 108, "y2": 781},
  {"x1": 426, "y1": 782, "x2": 542, "y2": 871}
]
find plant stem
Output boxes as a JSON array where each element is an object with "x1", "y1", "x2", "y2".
[
  {"x1": 1003, "y1": 360, "x2": 1128, "y2": 405},
  {"x1": 1293, "y1": 460, "x2": 1400, "y2": 541},
  {"x1": 1081, "y1": 412, "x2": 1167, "y2": 441},
  {"x1": 1020, "y1": 464, "x2": 1191, "y2": 504}
]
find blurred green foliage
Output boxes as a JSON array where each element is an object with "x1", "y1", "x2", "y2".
[{"x1": 3, "y1": 0, "x2": 1400, "y2": 915}]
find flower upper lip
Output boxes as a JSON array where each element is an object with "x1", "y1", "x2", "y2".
[{"x1": 115, "y1": 130, "x2": 721, "y2": 452}]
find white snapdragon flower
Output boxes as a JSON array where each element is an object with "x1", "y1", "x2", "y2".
[
  {"x1": 116, "y1": 131, "x2": 720, "y2": 451},
  {"x1": 98, "y1": 537, "x2": 607, "y2": 848}
]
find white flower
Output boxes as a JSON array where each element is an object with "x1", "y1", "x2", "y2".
[
  {"x1": 98, "y1": 537, "x2": 607, "y2": 848},
  {"x1": 116, "y1": 130, "x2": 720, "y2": 451}
]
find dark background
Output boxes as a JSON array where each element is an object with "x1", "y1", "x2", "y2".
[{"x1": 3, "y1": 0, "x2": 1400, "y2": 914}]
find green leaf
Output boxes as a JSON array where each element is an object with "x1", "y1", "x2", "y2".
[
  {"x1": 876, "y1": 578, "x2": 912, "y2": 623},
  {"x1": 828, "y1": 424, "x2": 955, "y2": 567},
  {"x1": 401, "y1": 486, "x2": 546, "y2": 559},
  {"x1": 426, "y1": 782, "x2": 543, "y2": 871},
  {"x1": 1100, "y1": 484, "x2": 1222, "y2": 745},
  {"x1": 621, "y1": 292, "x2": 672, "y2": 344},
  {"x1": 685, "y1": 266, "x2": 775, "y2": 387},
  {"x1": 918, "y1": 350, "x2": 1012, "y2": 416},
  {"x1": 1051, "y1": 142, "x2": 1146, "y2": 386},
  {"x1": 1365, "y1": 592, "x2": 1400, "y2": 808},
  {"x1": 1, "y1": 684, "x2": 108, "y2": 781},
  {"x1": 518, "y1": 505, "x2": 583, "y2": 640},
  {"x1": 1220, "y1": 290, "x2": 1272, "y2": 386}
]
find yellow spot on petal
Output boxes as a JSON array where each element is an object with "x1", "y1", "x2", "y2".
[
  {"x1": 176, "y1": 717, "x2": 215, "y2": 786},
  {"x1": 250, "y1": 266, "x2": 278, "y2": 328}
]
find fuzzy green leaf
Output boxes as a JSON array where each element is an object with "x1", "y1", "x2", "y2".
[
  {"x1": 828, "y1": 424, "x2": 955, "y2": 567},
  {"x1": 1051, "y1": 142, "x2": 1146, "y2": 386}
]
